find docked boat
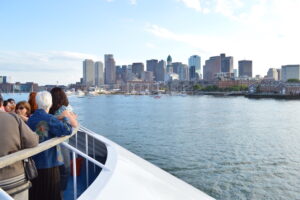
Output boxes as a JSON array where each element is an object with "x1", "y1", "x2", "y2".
[{"x1": 0, "y1": 126, "x2": 214, "y2": 200}]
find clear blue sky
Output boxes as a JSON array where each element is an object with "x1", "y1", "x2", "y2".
[{"x1": 1, "y1": 0, "x2": 299, "y2": 84}]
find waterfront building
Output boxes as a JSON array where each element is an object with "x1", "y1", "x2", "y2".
[
  {"x1": 188, "y1": 55, "x2": 201, "y2": 79},
  {"x1": 104, "y1": 54, "x2": 116, "y2": 85},
  {"x1": 267, "y1": 68, "x2": 279, "y2": 81},
  {"x1": 95, "y1": 61, "x2": 104, "y2": 86},
  {"x1": 83, "y1": 59, "x2": 95, "y2": 86},
  {"x1": 166, "y1": 55, "x2": 173, "y2": 73},
  {"x1": 221, "y1": 53, "x2": 233, "y2": 73},
  {"x1": 146, "y1": 59, "x2": 158, "y2": 73},
  {"x1": 238, "y1": 60, "x2": 252, "y2": 78},
  {"x1": 132, "y1": 62, "x2": 145, "y2": 79},
  {"x1": 281, "y1": 65, "x2": 300, "y2": 81},
  {"x1": 155, "y1": 60, "x2": 166, "y2": 82},
  {"x1": 121, "y1": 65, "x2": 128, "y2": 82},
  {"x1": 203, "y1": 56, "x2": 221, "y2": 81}
]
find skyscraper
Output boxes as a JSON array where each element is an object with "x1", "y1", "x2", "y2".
[
  {"x1": 155, "y1": 60, "x2": 166, "y2": 82},
  {"x1": 178, "y1": 64, "x2": 189, "y2": 81},
  {"x1": 95, "y1": 61, "x2": 104, "y2": 86},
  {"x1": 166, "y1": 55, "x2": 173, "y2": 73},
  {"x1": 146, "y1": 59, "x2": 158, "y2": 73},
  {"x1": 281, "y1": 65, "x2": 300, "y2": 81},
  {"x1": 203, "y1": 56, "x2": 221, "y2": 81},
  {"x1": 188, "y1": 55, "x2": 201, "y2": 78},
  {"x1": 132, "y1": 63, "x2": 144, "y2": 78},
  {"x1": 104, "y1": 54, "x2": 116, "y2": 85},
  {"x1": 267, "y1": 68, "x2": 279, "y2": 80},
  {"x1": 238, "y1": 60, "x2": 252, "y2": 78},
  {"x1": 220, "y1": 53, "x2": 233, "y2": 73},
  {"x1": 83, "y1": 59, "x2": 95, "y2": 86}
]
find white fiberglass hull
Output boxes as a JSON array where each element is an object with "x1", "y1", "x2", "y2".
[{"x1": 77, "y1": 129, "x2": 214, "y2": 200}]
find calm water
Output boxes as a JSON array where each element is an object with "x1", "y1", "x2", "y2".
[{"x1": 4, "y1": 94, "x2": 300, "y2": 199}]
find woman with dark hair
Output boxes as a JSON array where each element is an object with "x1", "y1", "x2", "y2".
[
  {"x1": 49, "y1": 87, "x2": 78, "y2": 127},
  {"x1": 15, "y1": 101, "x2": 31, "y2": 122},
  {"x1": 49, "y1": 87, "x2": 78, "y2": 197},
  {"x1": 28, "y1": 92, "x2": 38, "y2": 114}
]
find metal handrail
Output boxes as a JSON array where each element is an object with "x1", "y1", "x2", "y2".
[
  {"x1": 0, "y1": 126, "x2": 112, "y2": 200},
  {"x1": 0, "y1": 128, "x2": 78, "y2": 169}
]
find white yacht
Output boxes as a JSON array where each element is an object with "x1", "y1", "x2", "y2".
[{"x1": 0, "y1": 126, "x2": 214, "y2": 200}]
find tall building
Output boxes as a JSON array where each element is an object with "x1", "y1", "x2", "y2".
[
  {"x1": 281, "y1": 65, "x2": 300, "y2": 81},
  {"x1": 141, "y1": 71, "x2": 154, "y2": 82},
  {"x1": 277, "y1": 69, "x2": 281, "y2": 80},
  {"x1": 166, "y1": 55, "x2": 173, "y2": 73},
  {"x1": 172, "y1": 62, "x2": 182, "y2": 74},
  {"x1": 267, "y1": 68, "x2": 279, "y2": 80},
  {"x1": 155, "y1": 60, "x2": 166, "y2": 82},
  {"x1": 178, "y1": 64, "x2": 189, "y2": 81},
  {"x1": 132, "y1": 63, "x2": 144, "y2": 78},
  {"x1": 203, "y1": 56, "x2": 221, "y2": 81},
  {"x1": 238, "y1": 60, "x2": 252, "y2": 78},
  {"x1": 95, "y1": 61, "x2": 104, "y2": 86},
  {"x1": 146, "y1": 59, "x2": 158, "y2": 73},
  {"x1": 83, "y1": 59, "x2": 95, "y2": 86},
  {"x1": 104, "y1": 54, "x2": 116, "y2": 85},
  {"x1": 189, "y1": 66, "x2": 197, "y2": 81},
  {"x1": 220, "y1": 53, "x2": 233, "y2": 73},
  {"x1": 188, "y1": 55, "x2": 201, "y2": 78}
]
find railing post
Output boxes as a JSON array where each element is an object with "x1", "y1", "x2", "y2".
[
  {"x1": 85, "y1": 132, "x2": 89, "y2": 187},
  {"x1": 72, "y1": 152, "x2": 77, "y2": 200}
]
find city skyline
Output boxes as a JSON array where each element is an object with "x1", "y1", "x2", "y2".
[{"x1": 1, "y1": 0, "x2": 300, "y2": 84}]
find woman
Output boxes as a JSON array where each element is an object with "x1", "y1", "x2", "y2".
[
  {"x1": 15, "y1": 101, "x2": 31, "y2": 122},
  {"x1": 27, "y1": 91, "x2": 73, "y2": 200},
  {"x1": 0, "y1": 99, "x2": 38, "y2": 200},
  {"x1": 49, "y1": 87, "x2": 78, "y2": 128},
  {"x1": 28, "y1": 92, "x2": 38, "y2": 114},
  {"x1": 49, "y1": 87, "x2": 78, "y2": 195}
]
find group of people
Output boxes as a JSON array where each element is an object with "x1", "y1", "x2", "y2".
[{"x1": 0, "y1": 87, "x2": 78, "y2": 200}]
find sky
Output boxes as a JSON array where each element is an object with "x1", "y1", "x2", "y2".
[{"x1": 1, "y1": 0, "x2": 300, "y2": 85}]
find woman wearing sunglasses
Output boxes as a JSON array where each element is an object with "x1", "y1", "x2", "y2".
[{"x1": 15, "y1": 101, "x2": 31, "y2": 122}]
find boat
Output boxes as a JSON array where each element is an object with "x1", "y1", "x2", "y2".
[
  {"x1": 0, "y1": 126, "x2": 214, "y2": 200},
  {"x1": 76, "y1": 90, "x2": 85, "y2": 97}
]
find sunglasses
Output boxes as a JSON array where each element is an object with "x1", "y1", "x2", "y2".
[{"x1": 18, "y1": 107, "x2": 25, "y2": 110}]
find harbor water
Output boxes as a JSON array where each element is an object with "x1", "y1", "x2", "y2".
[{"x1": 4, "y1": 94, "x2": 300, "y2": 199}]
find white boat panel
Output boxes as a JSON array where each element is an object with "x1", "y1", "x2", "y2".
[{"x1": 78, "y1": 131, "x2": 214, "y2": 200}]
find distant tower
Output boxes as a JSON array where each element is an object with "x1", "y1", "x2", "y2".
[
  {"x1": 83, "y1": 59, "x2": 95, "y2": 86},
  {"x1": 188, "y1": 55, "x2": 201, "y2": 79},
  {"x1": 95, "y1": 61, "x2": 104, "y2": 86},
  {"x1": 104, "y1": 54, "x2": 116, "y2": 85},
  {"x1": 166, "y1": 55, "x2": 173, "y2": 73}
]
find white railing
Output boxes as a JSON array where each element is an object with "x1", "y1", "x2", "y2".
[{"x1": 0, "y1": 126, "x2": 110, "y2": 200}]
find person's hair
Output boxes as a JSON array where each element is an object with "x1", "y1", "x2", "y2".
[
  {"x1": 28, "y1": 92, "x2": 38, "y2": 114},
  {"x1": 16, "y1": 101, "x2": 31, "y2": 117},
  {"x1": 0, "y1": 94, "x2": 3, "y2": 106},
  {"x1": 49, "y1": 87, "x2": 69, "y2": 114},
  {"x1": 3, "y1": 100, "x2": 9, "y2": 107},
  {"x1": 36, "y1": 91, "x2": 52, "y2": 111},
  {"x1": 7, "y1": 98, "x2": 15, "y2": 104}
]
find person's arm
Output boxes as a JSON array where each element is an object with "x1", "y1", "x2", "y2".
[
  {"x1": 60, "y1": 110, "x2": 78, "y2": 128},
  {"x1": 19, "y1": 117, "x2": 39, "y2": 148},
  {"x1": 49, "y1": 116, "x2": 73, "y2": 137}
]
